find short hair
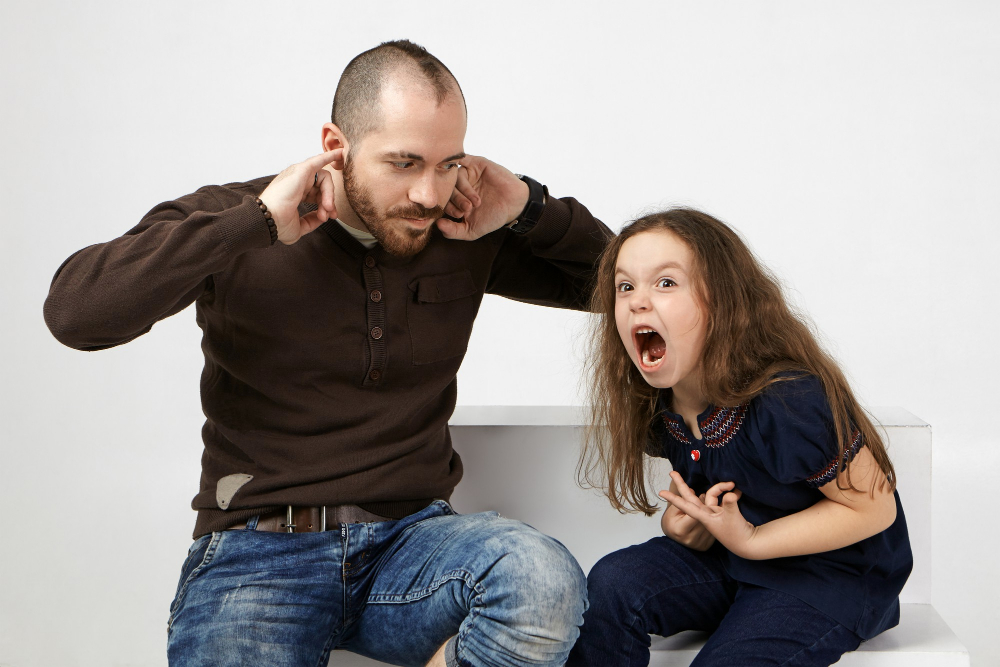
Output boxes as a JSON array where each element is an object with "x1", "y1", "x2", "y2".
[{"x1": 331, "y1": 40, "x2": 464, "y2": 146}]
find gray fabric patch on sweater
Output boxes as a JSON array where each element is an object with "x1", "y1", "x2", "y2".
[{"x1": 216, "y1": 474, "x2": 254, "y2": 510}]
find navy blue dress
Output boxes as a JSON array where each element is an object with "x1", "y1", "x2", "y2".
[{"x1": 652, "y1": 375, "x2": 912, "y2": 639}]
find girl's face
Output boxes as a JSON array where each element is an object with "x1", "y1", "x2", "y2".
[{"x1": 614, "y1": 230, "x2": 708, "y2": 393}]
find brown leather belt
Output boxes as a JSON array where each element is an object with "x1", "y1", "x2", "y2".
[{"x1": 230, "y1": 505, "x2": 390, "y2": 533}]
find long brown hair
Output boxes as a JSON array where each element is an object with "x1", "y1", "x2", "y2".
[{"x1": 580, "y1": 208, "x2": 895, "y2": 515}]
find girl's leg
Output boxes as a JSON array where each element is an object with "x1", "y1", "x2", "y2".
[
  {"x1": 691, "y1": 584, "x2": 861, "y2": 667},
  {"x1": 567, "y1": 537, "x2": 737, "y2": 667}
]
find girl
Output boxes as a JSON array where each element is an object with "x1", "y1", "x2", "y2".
[{"x1": 568, "y1": 209, "x2": 912, "y2": 667}]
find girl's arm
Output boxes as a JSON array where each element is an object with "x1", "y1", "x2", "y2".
[{"x1": 659, "y1": 446, "x2": 897, "y2": 561}]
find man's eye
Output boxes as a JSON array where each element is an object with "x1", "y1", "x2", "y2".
[
  {"x1": 443, "y1": 162, "x2": 460, "y2": 170},
  {"x1": 617, "y1": 282, "x2": 633, "y2": 292},
  {"x1": 392, "y1": 162, "x2": 414, "y2": 169},
  {"x1": 657, "y1": 278, "x2": 676, "y2": 288}
]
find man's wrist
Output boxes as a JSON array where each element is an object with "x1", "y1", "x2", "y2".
[
  {"x1": 255, "y1": 197, "x2": 279, "y2": 245},
  {"x1": 507, "y1": 175, "x2": 547, "y2": 234}
]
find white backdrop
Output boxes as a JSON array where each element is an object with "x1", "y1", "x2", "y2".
[{"x1": 2, "y1": 1, "x2": 998, "y2": 665}]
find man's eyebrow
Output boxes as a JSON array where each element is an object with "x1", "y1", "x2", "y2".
[
  {"x1": 383, "y1": 151, "x2": 423, "y2": 161},
  {"x1": 382, "y1": 151, "x2": 466, "y2": 164}
]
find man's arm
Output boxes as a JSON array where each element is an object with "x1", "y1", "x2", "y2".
[
  {"x1": 437, "y1": 155, "x2": 613, "y2": 310},
  {"x1": 44, "y1": 151, "x2": 342, "y2": 350}
]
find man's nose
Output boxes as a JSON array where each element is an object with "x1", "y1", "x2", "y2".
[{"x1": 408, "y1": 170, "x2": 439, "y2": 210}]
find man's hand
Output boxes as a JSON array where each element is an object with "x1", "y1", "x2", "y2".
[
  {"x1": 437, "y1": 155, "x2": 530, "y2": 241},
  {"x1": 659, "y1": 481, "x2": 716, "y2": 551},
  {"x1": 259, "y1": 149, "x2": 344, "y2": 245},
  {"x1": 658, "y1": 473, "x2": 758, "y2": 558}
]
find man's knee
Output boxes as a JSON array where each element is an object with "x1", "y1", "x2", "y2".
[
  {"x1": 453, "y1": 519, "x2": 586, "y2": 666},
  {"x1": 480, "y1": 520, "x2": 587, "y2": 613}
]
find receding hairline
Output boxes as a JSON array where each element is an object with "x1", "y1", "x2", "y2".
[
  {"x1": 330, "y1": 40, "x2": 465, "y2": 145},
  {"x1": 377, "y1": 66, "x2": 465, "y2": 112}
]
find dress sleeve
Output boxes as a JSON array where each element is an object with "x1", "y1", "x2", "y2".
[{"x1": 749, "y1": 375, "x2": 862, "y2": 488}]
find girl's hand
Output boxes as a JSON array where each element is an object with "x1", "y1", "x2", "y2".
[
  {"x1": 659, "y1": 472, "x2": 759, "y2": 559},
  {"x1": 660, "y1": 487, "x2": 716, "y2": 551}
]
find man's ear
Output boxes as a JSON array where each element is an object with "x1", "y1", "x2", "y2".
[{"x1": 321, "y1": 123, "x2": 349, "y2": 170}]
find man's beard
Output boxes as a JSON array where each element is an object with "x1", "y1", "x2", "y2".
[{"x1": 342, "y1": 157, "x2": 443, "y2": 257}]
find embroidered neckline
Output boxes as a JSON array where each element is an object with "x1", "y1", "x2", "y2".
[{"x1": 661, "y1": 403, "x2": 749, "y2": 449}]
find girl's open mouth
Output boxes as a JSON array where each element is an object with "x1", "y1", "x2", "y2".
[{"x1": 634, "y1": 327, "x2": 666, "y2": 369}]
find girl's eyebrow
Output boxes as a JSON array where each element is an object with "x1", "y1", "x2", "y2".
[
  {"x1": 652, "y1": 261, "x2": 685, "y2": 272},
  {"x1": 615, "y1": 261, "x2": 686, "y2": 277}
]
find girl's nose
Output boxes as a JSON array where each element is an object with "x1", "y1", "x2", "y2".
[{"x1": 630, "y1": 290, "x2": 651, "y2": 312}]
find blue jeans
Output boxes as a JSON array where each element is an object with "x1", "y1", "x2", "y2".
[
  {"x1": 567, "y1": 537, "x2": 862, "y2": 667},
  {"x1": 167, "y1": 501, "x2": 587, "y2": 667}
]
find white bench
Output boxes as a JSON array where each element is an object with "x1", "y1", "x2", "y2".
[{"x1": 332, "y1": 407, "x2": 968, "y2": 666}]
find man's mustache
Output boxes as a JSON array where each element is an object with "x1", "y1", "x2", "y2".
[{"x1": 387, "y1": 204, "x2": 445, "y2": 220}]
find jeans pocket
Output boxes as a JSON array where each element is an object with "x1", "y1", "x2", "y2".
[{"x1": 168, "y1": 532, "x2": 223, "y2": 631}]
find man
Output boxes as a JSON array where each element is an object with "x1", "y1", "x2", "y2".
[{"x1": 44, "y1": 40, "x2": 611, "y2": 667}]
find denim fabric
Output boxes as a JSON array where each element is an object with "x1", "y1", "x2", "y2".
[
  {"x1": 567, "y1": 537, "x2": 862, "y2": 667},
  {"x1": 167, "y1": 501, "x2": 587, "y2": 667}
]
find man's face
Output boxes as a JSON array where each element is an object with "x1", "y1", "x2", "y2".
[{"x1": 342, "y1": 80, "x2": 467, "y2": 257}]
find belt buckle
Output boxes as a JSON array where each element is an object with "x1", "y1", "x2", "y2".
[{"x1": 283, "y1": 505, "x2": 327, "y2": 533}]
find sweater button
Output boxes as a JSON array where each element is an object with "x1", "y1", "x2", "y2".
[
  {"x1": 690, "y1": 450, "x2": 701, "y2": 462},
  {"x1": 368, "y1": 369, "x2": 381, "y2": 381},
  {"x1": 370, "y1": 290, "x2": 382, "y2": 302},
  {"x1": 364, "y1": 256, "x2": 376, "y2": 268},
  {"x1": 371, "y1": 327, "x2": 383, "y2": 340}
]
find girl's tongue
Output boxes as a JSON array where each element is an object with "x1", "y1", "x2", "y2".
[{"x1": 641, "y1": 332, "x2": 666, "y2": 366}]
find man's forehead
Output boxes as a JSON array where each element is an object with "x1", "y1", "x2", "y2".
[{"x1": 361, "y1": 83, "x2": 467, "y2": 160}]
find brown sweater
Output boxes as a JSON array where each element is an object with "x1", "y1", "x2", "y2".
[{"x1": 44, "y1": 176, "x2": 612, "y2": 537}]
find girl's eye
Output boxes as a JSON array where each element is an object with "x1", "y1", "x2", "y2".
[
  {"x1": 616, "y1": 281, "x2": 633, "y2": 292},
  {"x1": 657, "y1": 278, "x2": 677, "y2": 288}
]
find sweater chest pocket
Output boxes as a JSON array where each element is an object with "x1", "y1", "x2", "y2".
[{"x1": 407, "y1": 270, "x2": 481, "y2": 365}]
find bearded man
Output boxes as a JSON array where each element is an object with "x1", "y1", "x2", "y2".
[{"x1": 44, "y1": 40, "x2": 611, "y2": 667}]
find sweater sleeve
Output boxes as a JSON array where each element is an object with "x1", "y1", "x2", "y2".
[
  {"x1": 43, "y1": 182, "x2": 273, "y2": 351},
  {"x1": 485, "y1": 195, "x2": 613, "y2": 310}
]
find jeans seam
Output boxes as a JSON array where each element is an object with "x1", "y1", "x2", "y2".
[
  {"x1": 628, "y1": 578, "x2": 730, "y2": 662},
  {"x1": 777, "y1": 622, "x2": 845, "y2": 666},
  {"x1": 167, "y1": 531, "x2": 224, "y2": 632},
  {"x1": 453, "y1": 586, "x2": 485, "y2": 667},
  {"x1": 367, "y1": 569, "x2": 482, "y2": 604}
]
